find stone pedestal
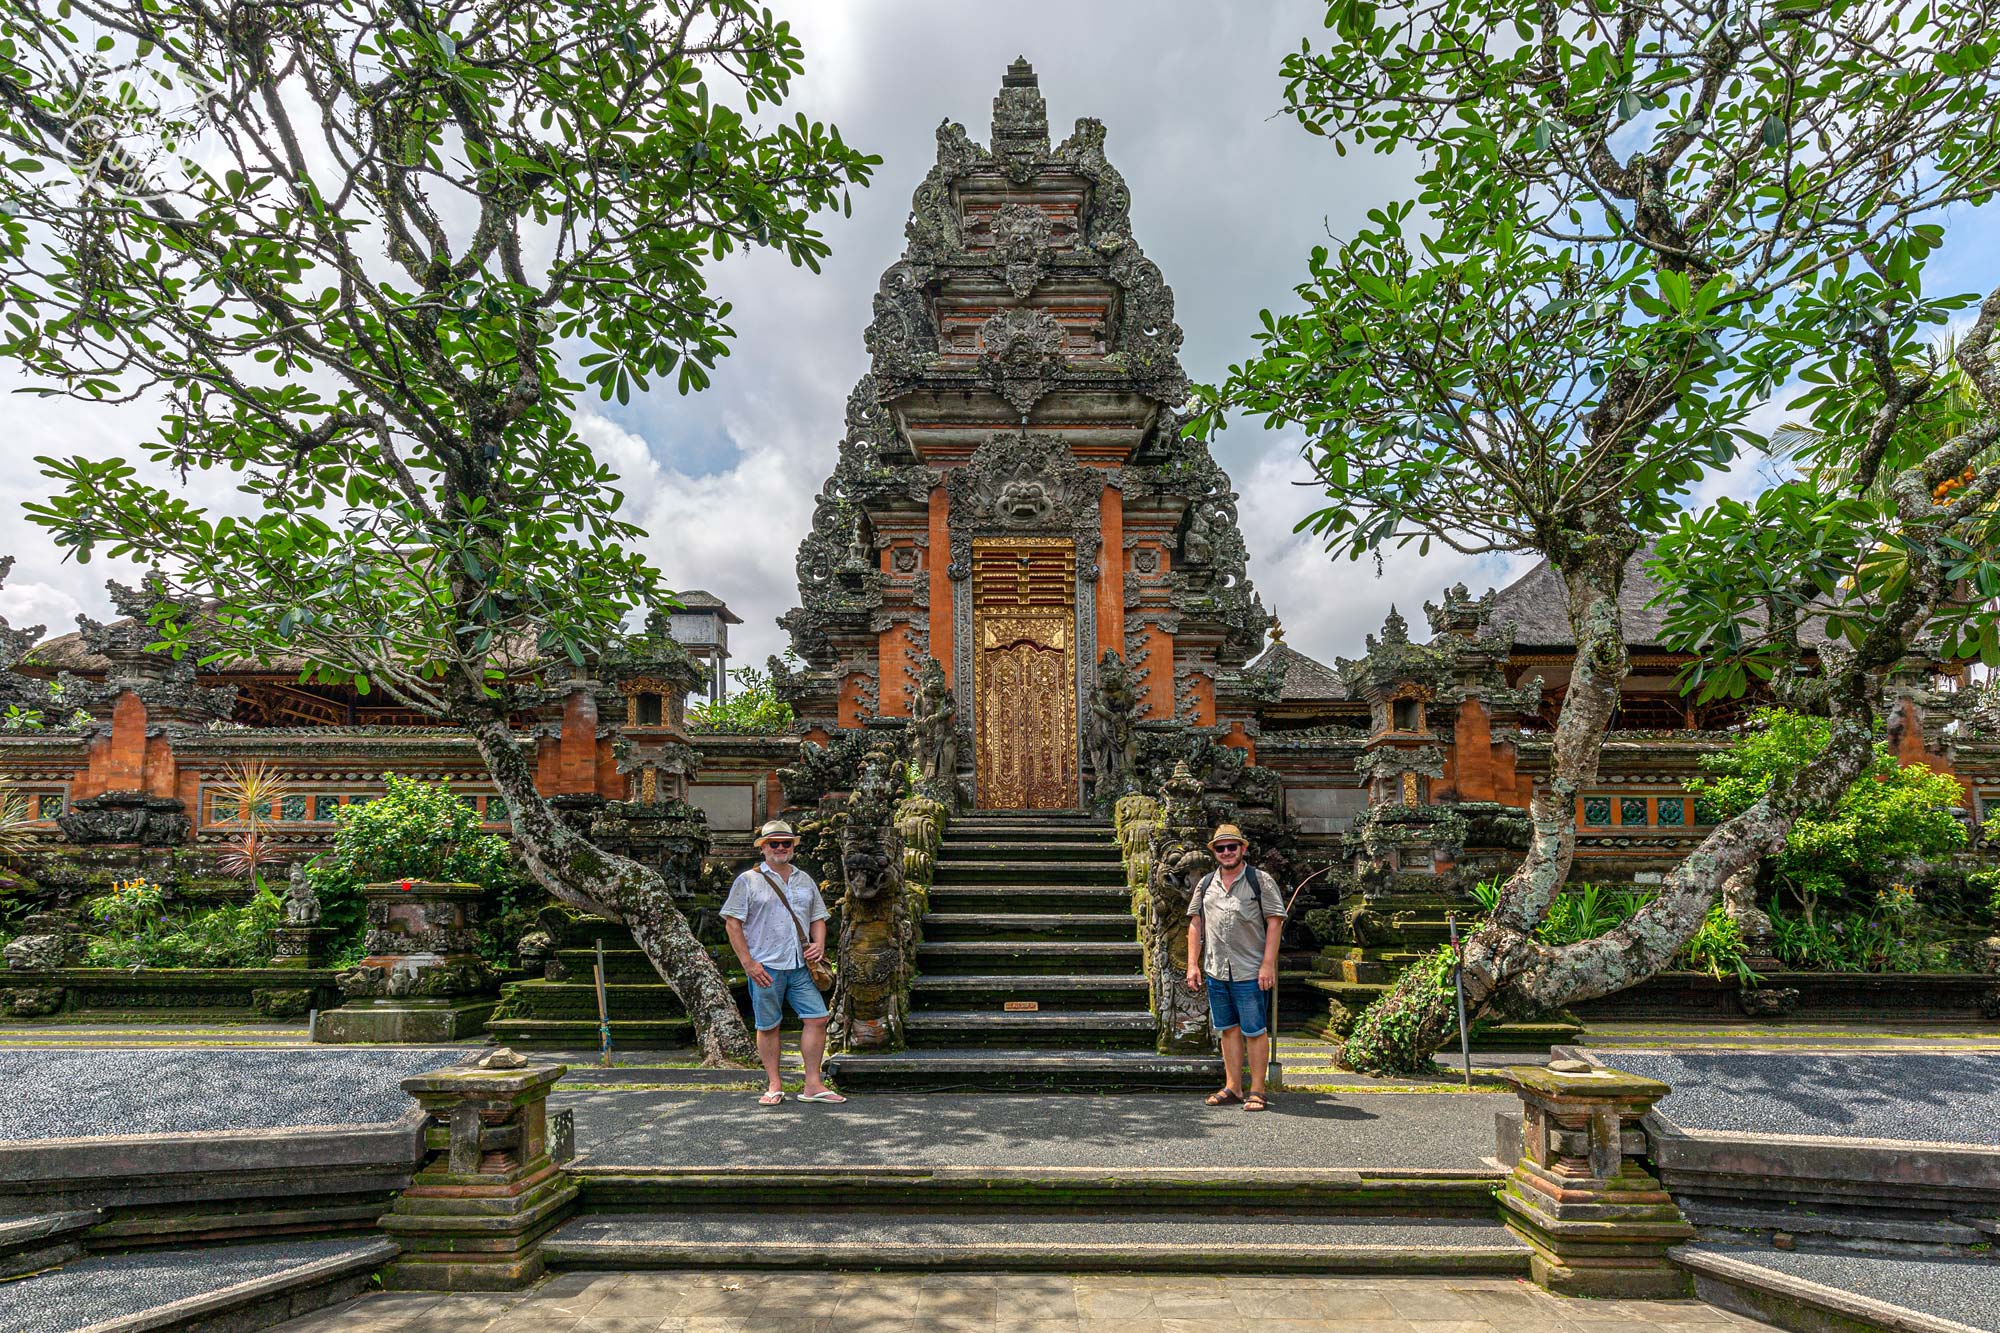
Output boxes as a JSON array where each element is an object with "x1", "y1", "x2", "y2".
[
  {"x1": 314, "y1": 881, "x2": 497, "y2": 1044},
  {"x1": 379, "y1": 1055, "x2": 578, "y2": 1290},
  {"x1": 270, "y1": 925, "x2": 339, "y2": 969},
  {"x1": 1497, "y1": 1060, "x2": 1695, "y2": 1298}
]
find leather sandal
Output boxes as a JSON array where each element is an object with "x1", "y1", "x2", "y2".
[
  {"x1": 1243, "y1": 1093, "x2": 1269, "y2": 1112},
  {"x1": 1205, "y1": 1088, "x2": 1244, "y2": 1106}
]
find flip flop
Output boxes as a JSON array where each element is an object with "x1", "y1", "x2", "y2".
[
  {"x1": 757, "y1": 1090, "x2": 786, "y2": 1106},
  {"x1": 1205, "y1": 1088, "x2": 1244, "y2": 1106},
  {"x1": 797, "y1": 1090, "x2": 848, "y2": 1104}
]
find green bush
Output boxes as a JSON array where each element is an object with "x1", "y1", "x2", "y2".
[
  {"x1": 687, "y1": 664, "x2": 794, "y2": 734},
  {"x1": 306, "y1": 774, "x2": 545, "y2": 965},
  {"x1": 80, "y1": 876, "x2": 283, "y2": 968},
  {"x1": 1681, "y1": 904, "x2": 1756, "y2": 985},
  {"x1": 1767, "y1": 885, "x2": 1955, "y2": 972},
  {"x1": 1689, "y1": 708, "x2": 1968, "y2": 911}
]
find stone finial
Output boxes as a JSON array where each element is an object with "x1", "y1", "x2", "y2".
[
  {"x1": 1424, "y1": 582, "x2": 1496, "y2": 639},
  {"x1": 992, "y1": 57, "x2": 1050, "y2": 173}
]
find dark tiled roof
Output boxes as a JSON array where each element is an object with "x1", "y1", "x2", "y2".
[{"x1": 1249, "y1": 641, "x2": 1350, "y2": 702}]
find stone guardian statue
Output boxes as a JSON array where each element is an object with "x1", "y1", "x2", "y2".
[
  {"x1": 911, "y1": 656, "x2": 958, "y2": 807},
  {"x1": 1086, "y1": 649, "x2": 1139, "y2": 809}
]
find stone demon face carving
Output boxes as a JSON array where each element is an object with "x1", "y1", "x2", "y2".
[{"x1": 997, "y1": 476, "x2": 1054, "y2": 524}]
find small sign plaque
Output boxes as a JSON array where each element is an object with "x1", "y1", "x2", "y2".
[{"x1": 1003, "y1": 1001, "x2": 1039, "y2": 1012}]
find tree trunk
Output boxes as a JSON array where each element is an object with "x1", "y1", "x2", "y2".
[
  {"x1": 1344, "y1": 530, "x2": 1635, "y2": 1074},
  {"x1": 458, "y1": 712, "x2": 754, "y2": 1066}
]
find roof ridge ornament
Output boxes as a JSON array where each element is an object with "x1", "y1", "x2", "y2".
[{"x1": 991, "y1": 57, "x2": 1049, "y2": 182}]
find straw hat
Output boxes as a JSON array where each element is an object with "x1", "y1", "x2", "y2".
[
  {"x1": 754, "y1": 820, "x2": 799, "y2": 848},
  {"x1": 1207, "y1": 823, "x2": 1249, "y2": 852}
]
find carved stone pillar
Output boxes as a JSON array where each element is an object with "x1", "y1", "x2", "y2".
[
  {"x1": 380, "y1": 1055, "x2": 578, "y2": 1290},
  {"x1": 1497, "y1": 1060, "x2": 1694, "y2": 1298}
]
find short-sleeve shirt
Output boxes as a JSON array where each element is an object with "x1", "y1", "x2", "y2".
[
  {"x1": 720, "y1": 863, "x2": 830, "y2": 969},
  {"x1": 1186, "y1": 866, "x2": 1287, "y2": 982}
]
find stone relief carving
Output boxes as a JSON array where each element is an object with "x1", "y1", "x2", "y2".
[
  {"x1": 944, "y1": 432, "x2": 1103, "y2": 570},
  {"x1": 978, "y1": 307, "x2": 1067, "y2": 419},
  {"x1": 989, "y1": 202, "x2": 1054, "y2": 298}
]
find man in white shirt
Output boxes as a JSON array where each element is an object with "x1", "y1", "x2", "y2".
[{"x1": 721, "y1": 820, "x2": 844, "y2": 1105}]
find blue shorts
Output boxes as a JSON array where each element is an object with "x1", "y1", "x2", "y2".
[
  {"x1": 1206, "y1": 975, "x2": 1271, "y2": 1038},
  {"x1": 750, "y1": 965, "x2": 830, "y2": 1031}
]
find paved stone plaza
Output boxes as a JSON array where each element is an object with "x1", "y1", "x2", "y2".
[
  {"x1": 555, "y1": 1086, "x2": 1511, "y2": 1171},
  {"x1": 269, "y1": 1269, "x2": 1775, "y2": 1332}
]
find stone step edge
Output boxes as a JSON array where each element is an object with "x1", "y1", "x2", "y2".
[
  {"x1": 1673, "y1": 1245, "x2": 1984, "y2": 1333},
  {"x1": 911, "y1": 975, "x2": 1148, "y2": 988},
  {"x1": 570, "y1": 1165, "x2": 1506, "y2": 1202},
  {"x1": 542, "y1": 1236, "x2": 1528, "y2": 1276},
  {"x1": 0, "y1": 1208, "x2": 102, "y2": 1281},
  {"x1": 907, "y1": 1010, "x2": 1155, "y2": 1023},
  {"x1": 74, "y1": 1238, "x2": 396, "y2": 1333},
  {"x1": 572, "y1": 1164, "x2": 1504, "y2": 1183}
]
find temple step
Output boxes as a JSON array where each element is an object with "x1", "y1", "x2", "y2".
[
  {"x1": 919, "y1": 912, "x2": 1137, "y2": 942},
  {"x1": 935, "y1": 839, "x2": 1121, "y2": 862},
  {"x1": 570, "y1": 1165, "x2": 1506, "y2": 1214},
  {"x1": 909, "y1": 974, "x2": 1148, "y2": 1010},
  {"x1": 926, "y1": 885, "x2": 1130, "y2": 913},
  {"x1": 916, "y1": 941, "x2": 1143, "y2": 975},
  {"x1": 542, "y1": 1209, "x2": 1528, "y2": 1274},
  {"x1": 903, "y1": 1009, "x2": 1157, "y2": 1048},
  {"x1": 930, "y1": 859, "x2": 1126, "y2": 885}
]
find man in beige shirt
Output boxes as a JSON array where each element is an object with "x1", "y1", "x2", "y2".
[{"x1": 1184, "y1": 824, "x2": 1287, "y2": 1110}]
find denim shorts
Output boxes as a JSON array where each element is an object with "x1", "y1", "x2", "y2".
[
  {"x1": 1205, "y1": 975, "x2": 1271, "y2": 1037},
  {"x1": 750, "y1": 965, "x2": 830, "y2": 1031}
]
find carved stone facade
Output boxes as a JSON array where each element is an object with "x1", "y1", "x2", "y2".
[{"x1": 777, "y1": 60, "x2": 1270, "y2": 811}]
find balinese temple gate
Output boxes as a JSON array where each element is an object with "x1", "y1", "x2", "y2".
[{"x1": 775, "y1": 60, "x2": 1271, "y2": 810}]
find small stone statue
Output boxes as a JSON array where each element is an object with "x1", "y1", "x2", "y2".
[
  {"x1": 1086, "y1": 649, "x2": 1139, "y2": 806},
  {"x1": 911, "y1": 657, "x2": 957, "y2": 804},
  {"x1": 282, "y1": 862, "x2": 322, "y2": 926},
  {"x1": 841, "y1": 516, "x2": 871, "y2": 572}
]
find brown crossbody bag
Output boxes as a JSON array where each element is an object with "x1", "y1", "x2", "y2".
[{"x1": 756, "y1": 866, "x2": 833, "y2": 991}]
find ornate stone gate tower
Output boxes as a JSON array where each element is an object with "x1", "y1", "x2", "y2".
[{"x1": 778, "y1": 60, "x2": 1269, "y2": 810}]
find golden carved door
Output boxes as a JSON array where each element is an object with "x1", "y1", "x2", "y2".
[{"x1": 973, "y1": 539, "x2": 1077, "y2": 809}]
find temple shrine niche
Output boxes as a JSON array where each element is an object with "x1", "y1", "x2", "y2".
[{"x1": 776, "y1": 59, "x2": 1270, "y2": 811}]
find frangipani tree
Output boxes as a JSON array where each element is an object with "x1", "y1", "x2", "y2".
[
  {"x1": 1195, "y1": 0, "x2": 2000, "y2": 1071},
  {"x1": 0, "y1": 0, "x2": 876, "y2": 1063}
]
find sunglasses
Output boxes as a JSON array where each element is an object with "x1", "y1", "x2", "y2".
[
  {"x1": 764, "y1": 839, "x2": 796, "y2": 849},
  {"x1": 1213, "y1": 842, "x2": 1244, "y2": 853}
]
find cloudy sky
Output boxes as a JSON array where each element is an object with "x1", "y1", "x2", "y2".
[{"x1": 3, "y1": 0, "x2": 1996, "y2": 677}]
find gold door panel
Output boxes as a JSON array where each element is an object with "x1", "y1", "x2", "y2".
[{"x1": 973, "y1": 540, "x2": 1076, "y2": 809}]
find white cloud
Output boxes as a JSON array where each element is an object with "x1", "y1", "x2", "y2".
[{"x1": 4, "y1": 0, "x2": 1995, "y2": 685}]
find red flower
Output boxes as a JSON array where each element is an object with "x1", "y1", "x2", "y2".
[{"x1": 400, "y1": 879, "x2": 412, "y2": 891}]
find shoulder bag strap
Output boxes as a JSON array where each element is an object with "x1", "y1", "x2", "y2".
[{"x1": 755, "y1": 865, "x2": 812, "y2": 951}]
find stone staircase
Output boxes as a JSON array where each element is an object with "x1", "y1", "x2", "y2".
[{"x1": 826, "y1": 812, "x2": 1224, "y2": 1091}]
